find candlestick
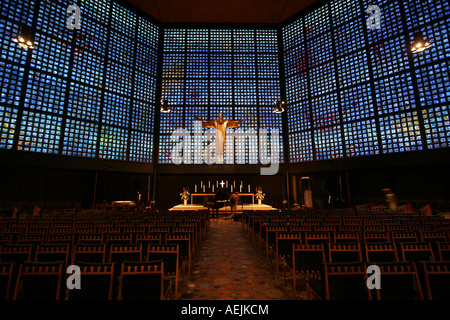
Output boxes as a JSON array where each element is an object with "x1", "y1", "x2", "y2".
[
  {"x1": 208, "y1": 181, "x2": 210, "y2": 188},
  {"x1": 201, "y1": 181, "x2": 203, "y2": 187},
  {"x1": 248, "y1": 185, "x2": 250, "y2": 192},
  {"x1": 203, "y1": 185, "x2": 205, "y2": 192},
  {"x1": 212, "y1": 185, "x2": 215, "y2": 192},
  {"x1": 226, "y1": 181, "x2": 228, "y2": 188},
  {"x1": 195, "y1": 185, "x2": 197, "y2": 192},
  {"x1": 231, "y1": 185, "x2": 233, "y2": 192}
]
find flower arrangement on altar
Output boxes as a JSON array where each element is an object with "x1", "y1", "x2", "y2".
[
  {"x1": 255, "y1": 187, "x2": 265, "y2": 201},
  {"x1": 180, "y1": 187, "x2": 190, "y2": 201}
]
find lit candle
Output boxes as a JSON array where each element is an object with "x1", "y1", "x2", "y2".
[
  {"x1": 195, "y1": 185, "x2": 197, "y2": 192},
  {"x1": 240, "y1": 185, "x2": 242, "y2": 192},
  {"x1": 212, "y1": 185, "x2": 215, "y2": 192},
  {"x1": 233, "y1": 181, "x2": 236, "y2": 188},
  {"x1": 201, "y1": 181, "x2": 203, "y2": 187},
  {"x1": 248, "y1": 185, "x2": 250, "y2": 192},
  {"x1": 231, "y1": 185, "x2": 233, "y2": 192}
]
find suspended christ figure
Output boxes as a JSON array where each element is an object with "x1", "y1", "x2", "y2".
[{"x1": 195, "y1": 113, "x2": 245, "y2": 164}]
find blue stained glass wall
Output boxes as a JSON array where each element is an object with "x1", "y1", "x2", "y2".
[
  {"x1": 283, "y1": 0, "x2": 450, "y2": 163},
  {"x1": 159, "y1": 28, "x2": 283, "y2": 164},
  {"x1": 0, "y1": 0, "x2": 159, "y2": 163}
]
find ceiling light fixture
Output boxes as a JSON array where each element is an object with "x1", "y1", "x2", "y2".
[
  {"x1": 12, "y1": 27, "x2": 35, "y2": 50},
  {"x1": 160, "y1": 99, "x2": 171, "y2": 113},
  {"x1": 274, "y1": 100, "x2": 286, "y2": 114},
  {"x1": 411, "y1": 31, "x2": 431, "y2": 54}
]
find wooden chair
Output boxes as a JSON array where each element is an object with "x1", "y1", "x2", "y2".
[
  {"x1": 0, "y1": 262, "x2": 15, "y2": 300},
  {"x1": 419, "y1": 231, "x2": 447, "y2": 259},
  {"x1": 362, "y1": 231, "x2": 390, "y2": 243},
  {"x1": 71, "y1": 244, "x2": 107, "y2": 264},
  {"x1": 422, "y1": 261, "x2": 450, "y2": 300},
  {"x1": 146, "y1": 243, "x2": 184, "y2": 299},
  {"x1": 65, "y1": 262, "x2": 115, "y2": 300},
  {"x1": 365, "y1": 242, "x2": 399, "y2": 263},
  {"x1": 109, "y1": 244, "x2": 143, "y2": 264},
  {"x1": 328, "y1": 242, "x2": 362, "y2": 263},
  {"x1": 165, "y1": 233, "x2": 192, "y2": 275},
  {"x1": 373, "y1": 262, "x2": 424, "y2": 300},
  {"x1": 136, "y1": 234, "x2": 162, "y2": 258},
  {"x1": 333, "y1": 231, "x2": 360, "y2": 244},
  {"x1": 307, "y1": 262, "x2": 372, "y2": 300},
  {"x1": 0, "y1": 244, "x2": 33, "y2": 264},
  {"x1": 35, "y1": 243, "x2": 70, "y2": 265},
  {"x1": 264, "y1": 225, "x2": 287, "y2": 261},
  {"x1": 117, "y1": 261, "x2": 172, "y2": 300},
  {"x1": 275, "y1": 232, "x2": 302, "y2": 279},
  {"x1": 437, "y1": 242, "x2": 450, "y2": 261},
  {"x1": 13, "y1": 261, "x2": 64, "y2": 300},
  {"x1": 400, "y1": 242, "x2": 435, "y2": 263},
  {"x1": 292, "y1": 244, "x2": 326, "y2": 298},
  {"x1": 106, "y1": 233, "x2": 133, "y2": 245}
]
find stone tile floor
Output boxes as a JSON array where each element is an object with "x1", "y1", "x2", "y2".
[{"x1": 178, "y1": 216, "x2": 307, "y2": 300}]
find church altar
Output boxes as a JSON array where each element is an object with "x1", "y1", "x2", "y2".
[{"x1": 189, "y1": 193, "x2": 255, "y2": 204}]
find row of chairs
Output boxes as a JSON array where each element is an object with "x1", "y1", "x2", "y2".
[
  {"x1": 1, "y1": 240, "x2": 189, "y2": 298},
  {"x1": 305, "y1": 260, "x2": 450, "y2": 300},
  {"x1": 241, "y1": 210, "x2": 450, "y2": 299},
  {"x1": 1, "y1": 260, "x2": 172, "y2": 300}
]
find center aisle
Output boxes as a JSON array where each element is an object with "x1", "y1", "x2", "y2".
[{"x1": 179, "y1": 217, "x2": 293, "y2": 300}]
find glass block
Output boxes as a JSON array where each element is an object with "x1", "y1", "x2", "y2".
[
  {"x1": 344, "y1": 119, "x2": 380, "y2": 157},
  {"x1": 374, "y1": 72, "x2": 416, "y2": 115},
  {"x1": 0, "y1": 105, "x2": 18, "y2": 149},
  {"x1": 422, "y1": 105, "x2": 450, "y2": 149},
  {"x1": 24, "y1": 70, "x2": 67, "y2": 115},
  {"x1": 62, "y1": 118, "x2": 98, "y2": 158},
  {"x1": 17, "y1": 111, "x2": 63, "y2": 154},
  {"x1": 379, "y1": 111, "x2": 423, "y2": 153},
  {"x1": 99, "y1": 125, "x2": 128, "y2": 160}
]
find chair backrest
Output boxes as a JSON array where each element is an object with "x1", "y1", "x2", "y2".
[
  {"x1": 146, "y1": 244, "x2": 179, "y2": 276},
  {"x1": 77, "y1": 233, "x2": 104, "y2": 244},
  {"x1": 0, "y1": 244, "x2": 33, "y2": 264},
  {"x1": 47, "y1": 233, "x2": 75, "y2": 246},
  {"x1": 365, "y1": 242, "x2": 399, "y2": 263},
  {"x1": 401, "y1": 242, "x2": 435, "y2": 263},
  {"x1": 362, "y1": 231, "x2": 390, "y2": 243},
  {"x1": 109, "y1": 244, "x2": 142, "y2": 264},
  {"x1": 422, "y1": 261, "x2": 450, "y2": 300},
  {"x1": 65, "y1": 262, "x2": 115, "y2": 300},
  {"x1": 13, "y1": 261, "x2": 64, "y2": 300},
  {"x1": 276, "y1": 232, "x2": 302, "y2": 261},
  {"x1": 437, "y1": 242, "x2": 450, "y2": 261},
  {"x1": 328, "y1": 243, "x2": 362, "y2": 263},
  {"x1": 292, "y1": 244, "x2": 326, "y2": 276},
  {"x1": 324, "y1": 262, "x2": 372, "y2": 300},
  {"x1": 165, "y1": 233, "x2": 191, "y2": 261},
  {"x1": 35, "y1": 243, "x2": 70, "y2": 265},
  {"x1": 333, "y1": 231, "x2": 360, "y2": 244},
  {"x1": 0, "y1": 262, "x2": 15, "y2": 300},
  {"x1": 106, "y1": 233, "x2": 133, "y2": 245},
  {"x1": 72, "y1": 244, "x2": 107, "y2": 264},
  {"x1": 305, "y1": 232, "x2": 331, "y2": 245},
  {"x1": 374, "y1": 262, "x2": 424, "y2": 300},
  {"x1": 118, "y1": 261, "x2": 165, "y2": 300}
]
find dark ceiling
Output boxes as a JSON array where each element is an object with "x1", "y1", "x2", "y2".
[{"x1": 126, "y1": 0, "x2": 319, "y2": 24}]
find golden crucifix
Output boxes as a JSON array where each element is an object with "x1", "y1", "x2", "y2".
[{"x1": 195, "y1": 112, "x2": 245, "y2": 164}]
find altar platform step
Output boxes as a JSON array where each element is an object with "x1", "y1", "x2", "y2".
[{"x1": 169, "y1": 203, "x2": 277, "y2": 212}]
